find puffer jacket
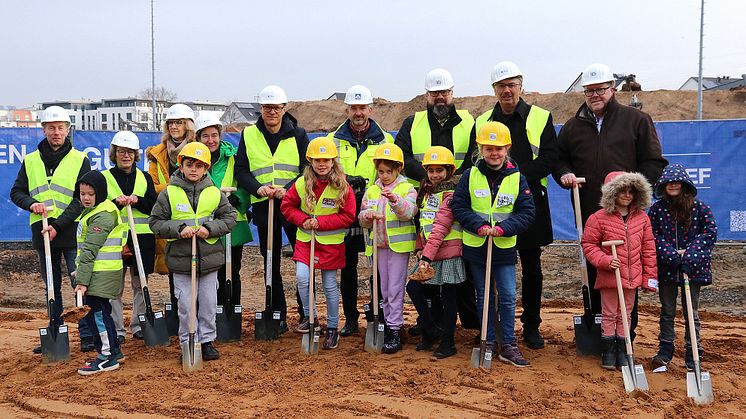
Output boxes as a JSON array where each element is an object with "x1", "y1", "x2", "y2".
[
  {"x1": 582, "y1": 172, "x2": 657, "y2": 291},
  {"x1": 649, "y1": 164, "x2": 717, "y2": 285},
  {"x1": 149, "y1": 170, "x2": 236, "y2": 275},
  {"x1": 416, "y1": 176, "x2": 462, "y2": 262}
]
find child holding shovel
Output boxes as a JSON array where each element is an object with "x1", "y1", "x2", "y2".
[
  {"x1": 149, "y1": 142, "x2": 236, "y2": 362},
  {"x1": 280, "y1": 137, "x2": 356, "y2": 349},
  {"x1": 581, "y1": 171, "x2": 658, "y2": 371},
  {"x1": 648, "y1": 164, "x2": 717, "y2": 371},
  {"x1": 359, "y1": 143, "x2": 417, "y2": 354}
]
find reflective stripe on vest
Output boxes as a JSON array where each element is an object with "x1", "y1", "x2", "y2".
[
  {"x1": 462, "y1": 169, "x2": 520, "y2": 249},
  {"x1": 419, "y1": 191, "x2": 462, "y2": 241},
  {"x1": 475, "y1": 105, "x2": 550, "y2": 187},
  {"x1": 364, "y1": 182, "x2": 416, "y2": 256},
  {"x1": 243, "y1": 125, "x2": 300, "y2": 204},
  {"x1": 294, "y1": 177, "x2": 345, "y2": 245},
  {"x1": 329, "y1": 122, "x2": 394, "y2": 186},
  {"x1": 25, "y1": 149, "x2": 85, "y2": 225},
  {"x1": 410, "y1": 109, "x2": 474, "y2": 186},
  {"x1": 76, "y1": 200, "x2": 127, "y2": 272},
  {"x1": 219, "y1": 156, "x2": 247, "y2": 223},
  {"x1": 102, "y1": 168, "x2": 153, "y2": 234},
  {"x1": 166, "y1": 185, "x2": 221, "y2": 244}
]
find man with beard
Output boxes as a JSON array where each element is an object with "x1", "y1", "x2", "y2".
[
  {"x1": 326, "y1": 85, "x2": 393, "y2": 337},
  {"x1": 470, "y1": 62, "x2": 559, "y2": 350}
]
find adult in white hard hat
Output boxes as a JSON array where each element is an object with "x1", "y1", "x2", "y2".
[
  {"x1": 234, "y1": 85, "x2": 309, "y2": 332},
  {"x1": 554, "y1": 63, "x2": 667, "y2": 341},
  {"x1": 395, "y1": 68, "x2": 475, "y2": 187},
  {"x1": 324, "y1": 84, "x2": 393, "y2": 337},
  {"x1": 468, "y1": 61, "x2": 560, "y2": 351},
  {"x1": 10, "y1": 105, "x2": 94, "y2": 353},
  {"x1": 103, "y1": 131, "x2": 157, "y2": 342}
]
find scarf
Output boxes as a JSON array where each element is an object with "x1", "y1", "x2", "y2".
[{"x1": 166, "y1": 137, "x2": 188, "y2": 167}]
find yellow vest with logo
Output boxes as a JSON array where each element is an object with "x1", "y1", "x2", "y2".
[
  {"x1": 410, "y1": 109, "x2": 474, "y2": 186},
  {"x1": 327, "y1": 122, "x2": 394, "y2": 186},
  {"x1": 24, "y1": 148, "x2": 86, "y2": 225},
  {"x1": 243, "y1": 125, "x2": 300, "y2": 204},
  {"x1": 419, "y1": 191, "x2": 462, "y2": 241},
  {"x1": 462, "y1": 169, "x2": 520, "y2": 249},
  {"x1": 102, "y1": 168, "x2": 153, "y2": 235},
  {"x1": 166, "y1": 185, "x2": 221, "y2": 244},
  {"x1": 475, "y1": 105, "x2": 550, "y2": 187},
  {"x1": 364, "y1": 182, "x2": 416, "y2": 256},
  {"x1": 294, "y1": 177, "x2": 345, "y2": 245},
  {"x1": 76, "y1": 200, "x2": 127, "y2": 272}
]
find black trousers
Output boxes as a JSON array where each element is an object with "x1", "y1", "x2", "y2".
[
  {"x1": 217, "y1": 244, "x2": 244, "y2": 306},
  {"x1": 407, "y1": 281, "x2": 459, "y2": 337},
  {"x1": 587, "y1": 261, "x2": 639, "y2": 341},
  {"x1": 518, "y1": 247, "x2": 544, "y2": 329},
  {"x1": 457, "y1": 266, "x2": 481, "y2": 330},
  {"x1": 340, "y1": 245, "x2": 360, "y2": 323}
]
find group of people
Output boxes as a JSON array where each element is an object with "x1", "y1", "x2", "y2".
[{"x1": 10, "y1": 61, "x2": 716, "y2": 376}]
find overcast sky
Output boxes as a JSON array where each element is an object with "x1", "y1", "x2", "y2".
[{"x1": 2, "y1": 0, "x2": 743, "y2": 107}]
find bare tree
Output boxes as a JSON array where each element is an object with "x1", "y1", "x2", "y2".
[{"x1": 139, "y1": 86, "x2": 178, "y2": 101}]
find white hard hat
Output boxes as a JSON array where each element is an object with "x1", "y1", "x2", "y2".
[
  {"x1": 111, "y1": 131, "x2": 140, "y2": 150},
  {"x1": 195, "y1": 114, "x2": 223, "y2": 132},
  {"x1": 259, "y1": 85, "x2": 288, "y2": 105},
  {"x1": 41, "y1": 106, "x2": 71, "y2": 124},
  {"x1": 424, "y1": 68, "x2": 454, "y2": 91},
  {"x1": 344, "y1": 85, "x2": 373, "y2": 105},
  {"x1": 166, "y1": 103, "x2": 195, "y2": 121},
  {"x1": 491, "y1": 61, "x2": 523, "y2": 84},
  {"x1": 581, "y1": 63, "x2": 615, "y2": 87}
]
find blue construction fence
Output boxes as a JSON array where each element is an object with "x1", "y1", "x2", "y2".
[{"x1": 2, "y1": 119, "x2": 745, "y2": 243}]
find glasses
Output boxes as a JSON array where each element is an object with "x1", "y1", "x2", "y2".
[
  {"x1": 167, "y1": 120, "x2": 185, "y2": 126},
  {"x1": 116, "y1": 149, "x2": 136, "y2": 156},
  {"x1": 583, "y1": 86, "x2": 613, "y2": 97},
  {"x1": 427, "y1": 90, "x2": 452, "y2": 98},
  {"x1": 493, "y1": 82, "x2": 522, "y2": 90},
  {"x1": 262, "y1": 105, "x2": 285, "y2": 114}
]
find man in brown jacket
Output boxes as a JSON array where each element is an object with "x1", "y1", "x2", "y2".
[{"x1": 554, "y1": 62, "x2": 667, "y2": 340}]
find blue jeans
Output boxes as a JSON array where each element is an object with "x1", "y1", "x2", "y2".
[
  {"x1": 469, "y1": 262, "x2": 517, "y2": 344},
  {"x1": 296, "y1": 262, "x2": 340, "y2": 329},
  {"x1": 37, "y1": 247, "x2": 91, "y2": 338}
]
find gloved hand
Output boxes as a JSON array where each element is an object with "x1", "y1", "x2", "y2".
[
  {"x1": 347, "y1": 175, "x2": 367, "y2": 191},
  {"x1": 227, "y1": 194, "x2": 241, "y2": 209},
  {"x1": 680, "y1": 263, "x2": 693, "y2": 276}
]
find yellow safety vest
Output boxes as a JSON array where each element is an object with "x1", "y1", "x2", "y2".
[
  {"x1": 243, "y1": 125, "x2": 300, "y2": 204},
  {"x1": 364, "y1": 182, "x2": 416, "y2": 256},
  {"x1": 327, "y1": 122, "x2": 394, "y2": 186},
  {"x1": 410, "y1": 109, "x2": 474, "y2": 186},
  {"x1": 419, "y1": 191, "x2": 462, "y2": 241},
  {"x1": 76, "y1": 200, "x2": 127, "y2": 272},
  {"x1": 24, "y1": 148, "x2": 85, "y2": 225},
  {"x1": 166, "y1": 185, "x2": 221, "y2": 244},
  {"x1": 462, "y1": 169, "x2": 520, "y2": 249},
  {"x1": 220, "y1": 156, "x2": 248, "y2": 223},
  {"x1": 294, "y1": 177, "x2": 345, "y2": 245},
  {"x1": 102, "y1": 168, "x2": 153, "y2": 235},
  {"x1": 475, "y1": 105, "x2": 550, "y2": 187}
]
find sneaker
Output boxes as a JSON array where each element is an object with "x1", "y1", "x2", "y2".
[
  {"x1": 499, "y1": 343, "x2": 529, "y2": 367},
  {"x1": 133, "y1": 330, "x2": 144, "y2": 340},
  {"x1": 296, "y1": 318, "x2": 321, "y2": 334},
  {"x1": 278, "y1": 321, "x2": 289, "y2": 335},
  {"x1": 80, "y1": 336, "x2": 95, "y2": 353},
  {"x1": 78, "y1": 355, "x2": 119, "y2": 376},
  {"x1": 32, "y1": 345, "x2": 42, "y2": 354},
  {"x1": 86, "y1": 350, "x2": 125, "y2": 366},
  {"x1": 339, "y1": 319, "x2": 358, "y2": 337},
  {"x1": 522, "y1": 327, "x2": 545, "y2": 349},
  {"x1": 651, "y1": 354, "x2": 670, "y2": 369},
  {"x1": 201, "y1": 342, "x2": 220, "y2": 361},
  {"x1": 434, "y1": 337, "x2": 457, "y2": 359},
  {"x1": 322, "y1": 328, "x2": 339, "y2": 350}
]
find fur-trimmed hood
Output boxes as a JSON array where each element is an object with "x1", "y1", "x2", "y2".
[
  {"x1": 432, "y1": 175, "x2": 460, "y2": 194},
  {"x1": 600, "y1": 171, "x2": 652, "y2": 214}
]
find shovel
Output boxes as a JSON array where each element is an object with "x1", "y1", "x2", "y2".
[
  {"x1": 364, "y1": 219, "x2": 385, "y2": 353},
  {"x1": 603, "y1": 240, "x2": 648, "y2": 394},
  {"x1": 125, "y1": 205, "x2": 170, "y2": 347},
  {"x1": 39, "y1": 211, "x2": 70, "y2": 363},
  {"x1": 182, "y1": 235, "x2": 203, "y2": 372},
  {"x1": 571, "y1": 178, "x2": 603, "y2": 356},
  {"x1": 301, "y1": 228, "x2": 320, "y2": 355},
  {"x1": 471, "y1": 241, "x2": 494, "y2": 369},
  {"x1": 216, "y1": 187, "x2": 242, "y2": 343},
  {"x1": 255, "y1": 198, "x2": 281, "y2": 340},
  {"x1": 683, "y1": 273, "x2": 714, "y2": 405}
]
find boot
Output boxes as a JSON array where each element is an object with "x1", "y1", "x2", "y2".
[
  {"x1": 201, "y1": 342, "x2": 220, "y2": 361},
  {"x1": 416, "y1": 324, "x2": 441, "y2": 351},
  {"x1": 615, "y1": 336, "x2": 628, "y2": 369},
  {"x1": 651, "y1": 340, "x2": 674, "y2": 369},
  {"x1": 434, "y1": 335, "x2": 456, "y2": 359},
  {"x1": 522, "y1": 327, "x2": 545, "y2": 350},
  {"x1": 382, "y1": 329, "x2": 402, "y2": 354},
  {"x1": 684, "y1": 345, "x2": 703, "y2": 372},
  {"x1": 601, "y1": 336, "x2": 616, "y2": 370}
]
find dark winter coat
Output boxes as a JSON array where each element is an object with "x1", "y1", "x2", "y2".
[{"x1": 649, "y1": 164, "x2": 717, "y2": 285}]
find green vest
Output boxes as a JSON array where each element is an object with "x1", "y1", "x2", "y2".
[
  {"x1": 327, "y1": 122, "x2": 394, "y2": 186},
  {"x1": 294, "y1": 177, "x2": 345, "y2": 245},
  {"x1": 24, "y1": 148, "x2": 86, "y2": 225},
  {"x1": 102, "y1": 168, "x2": 153, "y2": 235},
  {"x1": 243, "y1": 125, "x2": 300, "y2": 204},
  {"x1": 419, "y1": 191, "x2": 462, "y2": 241},
  {"x1": 220, "y1": 157, "x2": 248, "y2": 224},
  {"x1": 76, "y1": 200, "x2": 127, "y2": 272},
  {"x1": 364, "y1": 182, "x2": 416, "y2": 256},
  {"x1": 410, "y1": 109, "x2": 474, "y2": 186},
  {"x1": 462, "y1": 169, "x2": 520, "y2": 249},
  {"x1": 166, "y1": 184, "x2": 221, "y2": 244},
  {"x1": 475, "y1": 105, "x2": 550, "y2": 187}
]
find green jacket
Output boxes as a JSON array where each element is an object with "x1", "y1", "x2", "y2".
[
  {"x1": 75, "y1": 209, "x2": 124, "y2": 299},
  {"x1": 209, "y1": 140, "x2": 253, "y2": 246}
]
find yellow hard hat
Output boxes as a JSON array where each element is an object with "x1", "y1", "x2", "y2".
[
  {"x1": 476, "y1": 121, "x2": 512, "y2": 147},
  {"x1": 422, "y1": 146, "x2": 455, "y2": 169},
  {"x1": 306, "y1": 137, "x2": 339, "y2": 161},
  {"x1": 178, "y1": 141, "x2": 211, "y2": 168},
  {"x1": 373, "y1": 143, "x2": 404, "y2": 165}
]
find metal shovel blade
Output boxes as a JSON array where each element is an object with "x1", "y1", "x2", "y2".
[
  {"x1": 181, "y1": 334, "x2": 203, "y2": 372},
  {"x1": 138, "y1": 311, "x2": 170, "y2": 347},
  {"x1": 573, "y1": 314, "x2": 603, "y2": 356},
  {"x1": 687, "y1": 368, "x2": 714, "y2": 405},
  {"x1": 216, "y1": 304, "x2": 243, "y2": 343},
  {"x1": 39, "y1": 324, "x2": 70, "y2": 363},
  {"x1": 164, "y1": 303, "x2": 179, "y2": 337},
  {"x1": 254, "y1": 310, "x2": 280, "y2": 341},
  {"x1": 364, "y1": 320, "x2": 384, "y2": 353},
  {"x1": 470, "y1": 343, "x2": 493, "y2": 369},
  {"x1": 622, "y1": 362, "x2": 649, "y2": 393},
  {"x1": 301, "y1": 330, "x2": 320, "y2": 355}
]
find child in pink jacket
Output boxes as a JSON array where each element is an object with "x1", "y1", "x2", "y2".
[{"x1": 582, "y1": 171, "x2": 658, "y2": 370}]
